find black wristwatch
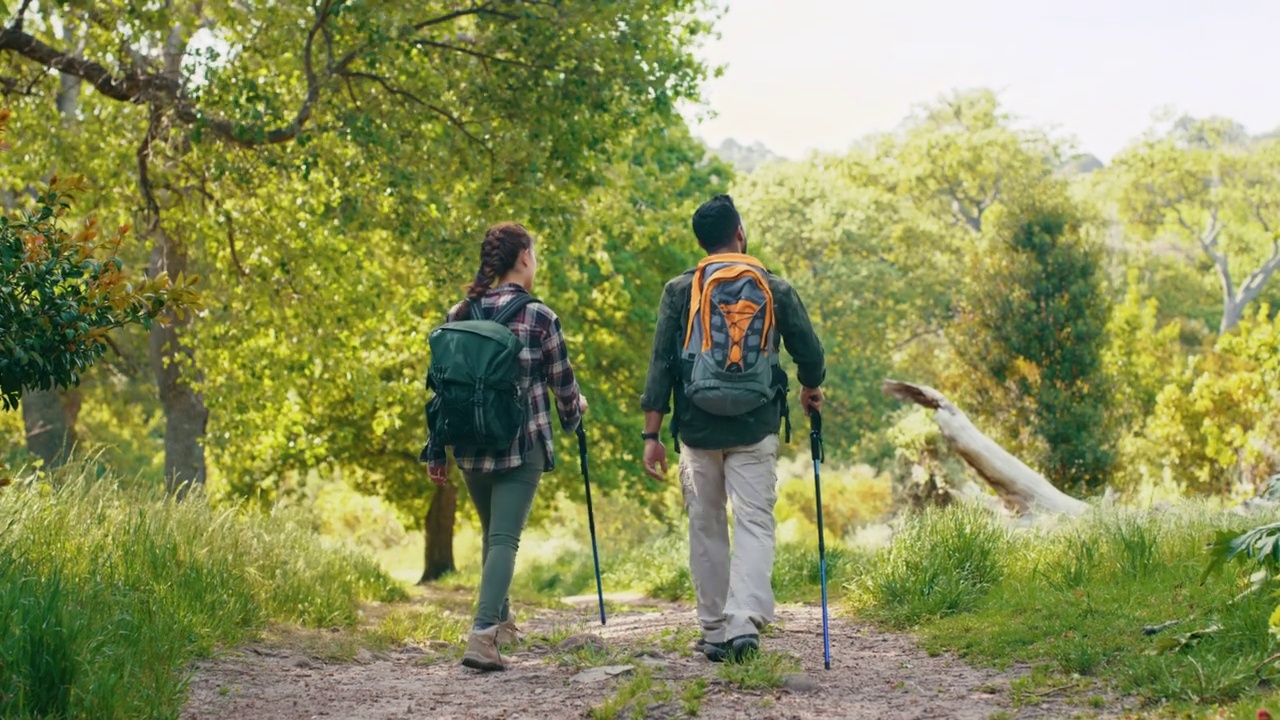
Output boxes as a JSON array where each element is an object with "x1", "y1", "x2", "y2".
[{"x1": 641, "y1": 432, "x2": 660, "y2": 442}]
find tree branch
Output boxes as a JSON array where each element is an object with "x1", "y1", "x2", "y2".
[
  {"x1": 172, "y1": 0, "x2": 331, "y2": 147},
  {"x1": 412, "y1": 38, "x2": 553, "y2": 71},
  {"x1": 892, "y1": 326, "x2": 945, "y2": 352},
  {"x1": 1, "y1": 0, "x2": 338, "y2": 149},
  {"x1": 943, "y1": 186, "x2": 983, "y2": 234},
  {"x1": 10, "y1": 0, "x2": 33, "y2": 33},
  {"x1": 1250, "y1": 198, "x2": 1277, "y2": 238},
  {"x1": 0, "y1": 26, "x2": 159, "y2": 102},
  {"x1": 412, "y1": 3, "x2": 519, "y2": 30},
  {"x1": 339, "y1": 69, "x2": 495, "y2": 166},
  {"x1": 223, "y1": 209, "x2": 248, "y2": 282},
  {"x1": 136, "y1": 109, "x2": 164, "y2": 227},
  {"x1": 978, "y1": 178, "x2": 1002, "y2": 212},
  {"x1": 1168, "y1": 201, "x2": 1196, "y2": 235}
]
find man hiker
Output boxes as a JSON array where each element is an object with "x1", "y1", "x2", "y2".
[{"x1": 640, "y1": 193, "x2": 825, "y2": 662}]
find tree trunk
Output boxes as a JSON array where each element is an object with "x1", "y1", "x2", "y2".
[
  {"x1": 1220, "y1": 296, "x2": 1247, "y2": 335},
  {"x1": 21, "y1": 389, "x2": 76, "y2": 469},
  {"x1": 149, "y1": 232, "x2": 208, "y2": 499},
  {"x1": 883, "y1": 380, "x2": 1090, "y2": 517},
  {"x1": 419, "y1": 478, "x2": 458, "y2": 584},
  {"x1": 141, "y1": 23, "x2": 207, "y2": 500},
  {"x1": 55, "y1": 19, "x2": 84, "y2": 119}
]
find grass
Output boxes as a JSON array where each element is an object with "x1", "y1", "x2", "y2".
[
  {"x1": 650, "y1": 626, "x2": 702, "y2": 658},
  {"x1": 855, "y1": 503, "x2": 1008, "y2": 626},
  {"x1": 0, "y1": 460, "x2": 404, "y2": 720},
  {"x1": 588, "y1": 667, "x2": 664, "y2": 720},
  {"x1": 556, "y1": 641, "x2": 633, "y2": 670},
  {"x1": 849, "y1": 502, "x2": 1280, "y2": 716},
  {"x1": 716, "y1": 649, "x2": 802, "y2": 690},
  {"x1": 588, "y1": 667, "x2": 709, "y2": 720}
]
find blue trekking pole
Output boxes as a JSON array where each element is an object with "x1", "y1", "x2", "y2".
[
  {"x1": 577, "y1": 425, "x2": 606, "y2": 625},
  {"x1": 810, "y1": 409, "x2": 831, "y2": 670}
]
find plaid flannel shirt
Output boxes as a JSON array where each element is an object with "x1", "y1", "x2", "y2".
[{"x1": 422, "y1": 284, "x2": 583, "y2": 474}]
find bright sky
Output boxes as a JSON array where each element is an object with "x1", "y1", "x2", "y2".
[{"x1": 683, "y1": 0, "x2": 1280, "y2": 162}]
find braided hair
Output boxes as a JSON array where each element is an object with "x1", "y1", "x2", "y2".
[{"x1": 464, "y1": 222, "x2": 533, "y2": 308}]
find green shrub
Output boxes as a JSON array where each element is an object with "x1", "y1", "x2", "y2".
[
  {"x1": 0, "y1": 460, "x2": 403, "y2": 719},
  {"x1": 858, "y1": 503, "x2": 1009, "y2": 625}
]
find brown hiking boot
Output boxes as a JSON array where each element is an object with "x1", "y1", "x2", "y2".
[
  {"x1": 461, "y1": 626, "x2": 505, "y2": 672},
  {"x1": 496, "y1": 614, "x2": 522, "y2": 647}
]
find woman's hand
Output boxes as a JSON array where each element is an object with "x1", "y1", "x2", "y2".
[{"x1": 428, "y1": 465, "x2": 448, "y2": 486}]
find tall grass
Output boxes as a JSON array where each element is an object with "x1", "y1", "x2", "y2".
[
  {"x1": 851, "y1": 503, "x2": 1280, "y2": 710},
  {"x1": 855, "y1": 503, "x2": 1008, "y2": 625},
  {"x1": 0, "y1": 460, "x2": 404, "y2": 719}
]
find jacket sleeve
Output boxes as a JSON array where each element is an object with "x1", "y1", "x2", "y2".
[
  {"x1": 640, "y1": 281, "x2": 682, "y2": 413},
  {"x1": 542, "y1": 308, "x2": 584, "y2": 431},
  {"x1": 774, "y1": 280, "x2": 826, "y2": 389}
]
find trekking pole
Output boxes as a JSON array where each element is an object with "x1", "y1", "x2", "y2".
[
  {"x1": 810, "y1": 408, "x2": 832, "y2": 670},
  {"x1": 577, "y1": 424, "x2": 607, "y2": 626}
]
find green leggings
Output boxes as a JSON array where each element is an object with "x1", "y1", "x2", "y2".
[{"x1": 462, "y1": 443, "x2": 544, "y2": 630}]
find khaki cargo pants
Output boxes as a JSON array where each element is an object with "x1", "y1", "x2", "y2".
[{"x1": 678, "y1": 434, "x2": 779, "y2": 642}]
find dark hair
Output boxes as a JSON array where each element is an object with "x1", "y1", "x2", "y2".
[
  {"x1": 691, "y1": 194, "x2": 741, "y2": 251},
  {"x1": 466, "y1": 222, "x2": 533, "y2": 301}
]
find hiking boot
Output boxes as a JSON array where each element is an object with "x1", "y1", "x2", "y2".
[
  {"x1": 729, "y1": 634, "x2": 760, "y2": 663},
  {"x1": 496, "y1": 614, "x2": 522, "y2": 647},
  {"x1": 697, "y1": 637, "x2": 730, "y2": 663},
  {"x1": 461, "y1": 626, "x2": 505, "y2": 672}
]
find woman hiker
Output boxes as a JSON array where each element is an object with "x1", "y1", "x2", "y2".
[{"x1": 422, "y1": 222, "x2": 588, "y2": 672}]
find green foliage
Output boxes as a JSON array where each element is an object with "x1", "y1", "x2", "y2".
[
  {"x1": 1203, "y1": 518, "x2": 1280, "y2": 582},
  {"x1": 1103, "y1": 271, "x2": 1188, "y2": 430},
  {"x1": 1108, "y1": 116, "x2": 1280, "y2": 333},
  {"x1": 856, "y1": 504, "x2": 1008, "y2": 625},
  {"x1": 0, "y1": 0, "x2": 726, "y2": 539},
  {"x1": 1133, "y1": 305, "x2": 1280, "y2": 495},
  {"x1": 891, "y1": 88, "x2": 1063, "y2": 240},
  {"x1": 853, "y1": 507, "x2": 1280, "y2": 710},
  {"x1": 0, "y1": 173, "x2": 197, "y2": 410},
  {"x1": 305, "y1": 474, "x2": 410, "y2": 551},
  {"x1": 952, "y1": 209, "x2": 1116, "y2": 492},
  {"x1": 0, "y1": 459, "x2": 402, "y2": 719},
  {"x1": 1103, "y1": 272, "x2": 1193, "y2": 494},
  {"x1": 774, "y1": 456, "x2": 891, "y2": 541}
]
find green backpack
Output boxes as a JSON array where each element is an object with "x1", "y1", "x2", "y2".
[{"x1": 426, "y1": 295, "x2": 535, "y2": 451}]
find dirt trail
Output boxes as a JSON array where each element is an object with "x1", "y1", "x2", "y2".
[{"x1": 182, "y1": 600, "x2": 1122, "y2": 720}]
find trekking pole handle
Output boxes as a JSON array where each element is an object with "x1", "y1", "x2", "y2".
[{"x1": 809, "y1": 409, "x2": 823, "y2": 463}]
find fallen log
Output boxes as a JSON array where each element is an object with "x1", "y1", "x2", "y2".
[{"x1": 882, "y1": 380, "x2": 1089, "y2": 517}]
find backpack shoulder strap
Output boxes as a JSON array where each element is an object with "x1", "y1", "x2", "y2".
[{"x1": 492, "y1": 293, "x2": 538, "y2": 326}]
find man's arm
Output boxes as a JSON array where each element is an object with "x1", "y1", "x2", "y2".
[
  {"x1": 639, "y1": 281, "x2": 681, "y2": 421},
  {"x1": 774, "y1": 280, "x2": 826, "y2": 411},
  {"x1": 640, "y1": 281, "x2": 681, "y2": 479}
]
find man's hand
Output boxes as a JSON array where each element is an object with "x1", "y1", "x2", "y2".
[
  {"x1": 800, "y1": 386, "x2": 824, "y2": 416},
  {"x1": 428, "y1": 465, "x2": 448, "y2": 486},
  {"x1": 643, "y1": 439, "x2": 668, "y2": 481},
  {"x1": 578, "y1": 395, "x2": 590, "y2": 415}
]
